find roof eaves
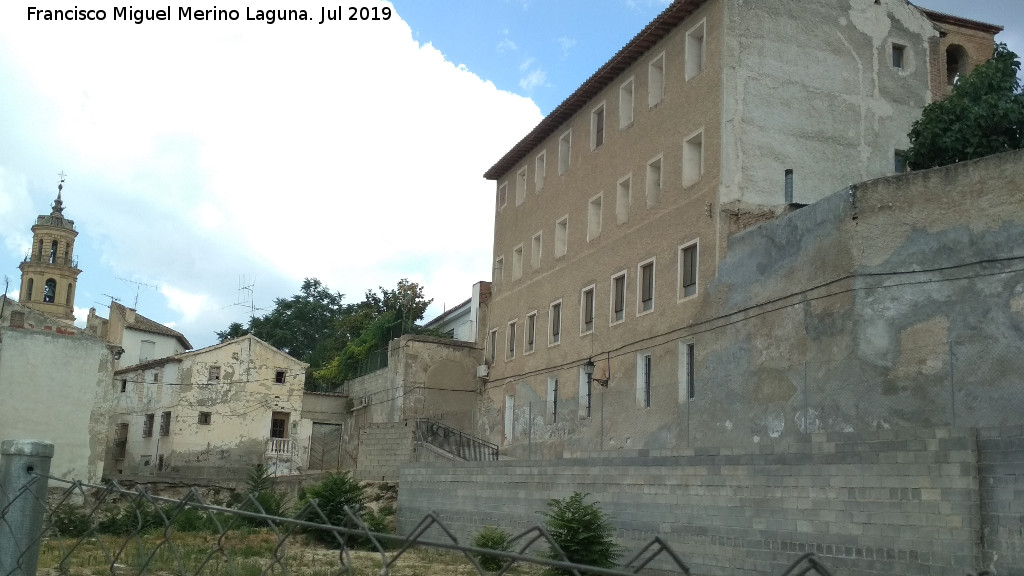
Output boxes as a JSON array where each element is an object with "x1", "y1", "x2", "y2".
[
  {"x1": 917, "y1": 7, "x2": 1003, "y2": 35},
  {"x1": 483, "y1": 0, "x2": 706, "y2": 181}
]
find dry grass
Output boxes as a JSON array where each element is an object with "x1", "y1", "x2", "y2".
[{"x1": 37, "y1": 531, "x2": 545, "y2": 576}]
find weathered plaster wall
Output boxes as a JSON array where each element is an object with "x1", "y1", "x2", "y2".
[
  {"x1": 0, "y1": 299, "x2": 114, "y2": 482},
  {"x1": 480, "y1": 150, "x2": 1024, "y2": 456},
  {"x1": 399, "y1": 426, "x2": 1019, "y2": 576},
  {"x1": 106, "y1": 335, "x2": 308, "y2": 479},
  {"x1": 720, "y1": 0, "x2": 936, "y2": 206}
]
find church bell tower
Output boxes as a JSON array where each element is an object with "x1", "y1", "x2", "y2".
[{"x1": 18, "y1": 174, "x2": 82, "y2": 323}]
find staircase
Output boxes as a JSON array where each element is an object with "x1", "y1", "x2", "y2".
[{"x1": 414, "y1": 418, "x2": 498, "y2": 461}]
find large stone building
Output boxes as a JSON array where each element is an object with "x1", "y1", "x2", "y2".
[
  {"x1": 478, "y1": 0, "x2": 1003, "y2": 455},
  {"x1": 17, "y1": 177, "x2": 81, "y2": 324}
]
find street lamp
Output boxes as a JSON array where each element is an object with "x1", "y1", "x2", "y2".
[{"x1": 583, "y1": 358, "x2": 609, "y2": 387}]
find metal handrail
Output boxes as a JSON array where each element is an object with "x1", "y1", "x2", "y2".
[{"x1": 414, "y1": 418, "x2": 498, "y2": 461}]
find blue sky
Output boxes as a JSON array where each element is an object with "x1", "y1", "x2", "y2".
[{"x1": 0, "y1": 0, "x2": 1019, "y2": 350}]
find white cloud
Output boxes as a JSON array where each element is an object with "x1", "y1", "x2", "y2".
[
  {"x1": 0, "y1": 2, "x2": 544, "y2": 347},
  {"x1": 519, "y1": 57, "x2": 536, "y2": 72},
  {"x1": 519, "y1": 69, "x2": 548, "y2": 91},
  {"x1": 557, "y1": 36, "x2": 578, "y2": 58}
]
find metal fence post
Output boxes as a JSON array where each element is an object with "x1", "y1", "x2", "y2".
[{"x1": 0, "y1": 439, "x2": 54, "y2": 576}]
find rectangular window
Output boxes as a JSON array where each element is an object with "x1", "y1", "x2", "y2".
[
  {"x1": 591, "y1": 103, "x2": 605, "y2": 150},
  {"x1": 619, "y1": 78, "x2": 634, "y2": 128},
  {"x1": 578, "y1": 368, "x2": 591, "y2": 418},
  {"x1": 549, "y1": 301, "x2": 562, "y2": 345},
  {"x1": 275, "y1": 370, "x2": 286, "y2": 384},
  {"x1": 555, "y1": 216, "x2": 568, "y2": 258},
  {"x1": 512, "y1": 244, "x2": 524, "y2": 280},
  {"x1": 581, "y1": 286, "x2": 595, "y2": 334},
  {"x1": 685, "y1": 19, "x2": 706, "y2": 80},
  {"x1": 558, "y1": 130, "x2": 572, "y2": 174},
  {"x1": 151, "y1": 371, "x2": 160, "y2": 383},
  {"x1": 683, "y1": 130, "x2": 703, "y2": 187},
  {"x1": 159, "y1": 411, "x2": 171, "y2": 436},
  {"x1": 892, "y1": 44, "x2": 905, "y2": 69},
  {"x1": 639, "y1": 259, "x2": 655, "y2": 314},
  {"x1": 497, "y1": 182, "x2": 508, "y2": 210},
  {"x1": 547, "y1": 377, "x2": 558, "y2": 423},
  {"x1": 646, "y1": 156, "x2": 662, "y2": 208},
  {"x1": 679, "y1": 241, "x2": 698, "y2": 299},
  {"x1": 495, "y1": 257, "x2": 504, "y2": 283},
  {"x1": 532, "y1": 232, "x2": 542, "y2": 269},
  {"x1": 489, "y1": 329, "x2": 498, "y2": 363},
  {"x1": 535, "y1": 151, "x2": 546, "y2": 191},
  {"x1": 648, "y1": 52, "x2": 665, "y2": 108},
  {"x1": 895, "y1": 150, "x2": 908, "y2": 174},
  {"x1": 587, "y1": 194, "x2": 602, "y2": 241},
  {"x1": 526, "y1": 312, "x2": 537, "y2": 353},
  {"x1": 198, "y1": 412, "x2": 212, "y2": 425},
  {"x1": 616, "y1": 175, "x2": 631, "y2": 224},
  {"x1": 637, "y1": 353, "x2": 652, "y2": 408},
  {"x1": 516, "y1": 167, "x2": 527, "y2": 206},
  {"x1": 679, "y1": 341, "x2": 695, "y2": 402},
  {"x1": 120, "y1": 379, "x2": 128, "y2": 393},
  {"x1": 271, "y1": 412, "x2": 289, "y2": 439},
  {"x1": 208, "y1": 366, "x2": 221, "y2": 383},
  {"x1": 507, "y1": 320, "x2": 517, "y2": 359},
  {"x1": 143, "y1": 413, "x2": 154, "y2": 438},
  {"x1": 611, "y1": 272, "x2": 626, "y2": 324}
]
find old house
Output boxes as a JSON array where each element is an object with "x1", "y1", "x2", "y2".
[
  {"x1": 105, "y1": 334, "x2": 309, "y2": 479},
  {"x1": 478, "y1": 0, "x2": 1003, "y2": 455},
  {"x1": 86, "y1": 301, "x2": 192, "y2": 368}
]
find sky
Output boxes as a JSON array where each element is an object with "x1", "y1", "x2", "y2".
[{"x1": 0, "y1": 1, "x2": 1020, "y2": 350}]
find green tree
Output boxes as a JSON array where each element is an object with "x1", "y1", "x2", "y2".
[
  {"x1": 215, "y1": 321, "x2": 250, "y2": 343},
  {"x1": 248, "y1": 278, "x2": 348, "y2": 363},
  {"x1": 298, "y1": 471, "x2": 369, "y2": 547},
  {"x1": 542, "y1": 492, "x2": 619, "y2": 575},
  {"x1": 906, "y1": 43, "x2": 1024, "y2": 169}
]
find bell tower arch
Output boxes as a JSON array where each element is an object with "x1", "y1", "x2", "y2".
[{"x1": 18, "y1": 173, "x2": 82, "y2": 323}]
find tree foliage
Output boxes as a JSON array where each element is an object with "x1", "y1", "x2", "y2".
[
  {"x1": 542, "y1": 492, "x2": 620, "y2": 575},
  {"x1": 906, "y1": 43, "x2": 1024, "y2": 169}
]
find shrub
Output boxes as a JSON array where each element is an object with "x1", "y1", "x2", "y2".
[
  {"x1": 542, "y1": 492, "x2": 619, "y2": 575},
  {"x1": 48, "y1": 505, "x2": 92, "y2": 538},
  {"x1": 228, "y1": 463, "x2": 289, "y2": 526},
  {"x1": 299, "y1": 471, "x2": 369, "y2": 547},
  {"x1": 472, "y1": 526, "x2": 513, "y2": 572}
]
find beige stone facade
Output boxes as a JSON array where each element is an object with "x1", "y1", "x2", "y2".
[
  {"x1": 479, "y1": 0, "x2": 1002, "y2": 455},
  {"x1": 105, "y1": 334, "x2": 309, "y2": 479},
  {"x1": 17, "y1": 182, "x2": 81, "y2": 324}
]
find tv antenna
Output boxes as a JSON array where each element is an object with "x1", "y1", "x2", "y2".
[{"x1": 115, "y1": 276, "x2": 157, "y2": 309}]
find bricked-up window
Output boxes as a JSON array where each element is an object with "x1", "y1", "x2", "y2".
[
  {"x1": 892, "y1": 44, "x2": 905, "y2": 69},
  {"x1": 619, "y1": 77, "x2": 634, "y2": 128},
  {"x1": 683, "y1": 130, "x2": 703, "y2": 187},
  {"x1": 271, "y1": 412, "x2": 289, "y2": 438},
  {"x1": 646, "y1": 156, "x2": 662, "y2": 208},
  {"x1": 275, "y1": 370, "x2": 286, "y2": 384},
  {"x1": 532, "y1": 232, "x2": 542, "y2": 269},
  {"x1": 611, "y1": 272, "x2": 626, "y2": 324},
  {"x1": 581, "y1": 286, "x2": 595, "y2": 334},
  {"x1": 494, "y1": 257, "x2": 504, "y2": 282},
  {"x1": 549, "y1": 301, "x2": 562, "y2": 345},
  {"x1": 648, "y1": 52, "x2": 665, "y2": 107},
  {"x1": 685, "y1": 19, "x2": 706, "y2": 81},
  {"x1": 526, "y1": 312, "x2": 537, "y2": 353},
  {"x1": 160, "y1": 411, "x2": 171, "y2": 436},
  {"x1": 535, "y1": 151, "x2": 546, "y2": 191},
  {"x1": 507, "y1": 320, "x2": 517, "y2": 359},
  {"x1": 587, "y1": 194, "x2": 603, "y2": 241},
  {"x1": 516, "y1": 167, "x2": 527, "y2": 206},
  {"x1": 198, "y1": 412, "x2": 212, "y2": 425},
  {"x1": 555, "y1": 216, "x2": 568, "y2": 258},
  {"x1": 616, "y1": 175, "x2": 631, "y2": 224},
  {"x1": 9, "y1": 311, "x2": 24, "y2": 328},
  {"x1": 558, "y1": 130, "x2": 572, "y2": 174},
  {"x1": 489, "y1": 329, "x2": 498, "y2": 363},
  {"x1": 497, "y1": 182, "x2": 507, "y2": 210},
  {"x1": 512, "y1": 244, "x2": 524, "y2": 280},
  {"x1": 639, "y1": 260, "x2": 655, "y2": 313},
  {"x1": 143, "y1": 413, "x2": 154, "y2": 437},
  {"x1": 680, "y1": 242, "x2": 698, "y2": 299},
  {"x1": 208, "y1": 366, "x2": 221, "y2": 383}
]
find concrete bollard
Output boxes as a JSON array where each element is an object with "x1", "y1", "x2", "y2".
[{"x1": 0, "y1": 440, "x2": 54, "y2": 576}]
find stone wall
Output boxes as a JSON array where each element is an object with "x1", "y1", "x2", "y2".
[
  {"x1": 357, "y1": 422, "x2": 412, "y2": 482},
  {"x1": 400, "y1": 427, "x2": 1022, "y2": 576}
]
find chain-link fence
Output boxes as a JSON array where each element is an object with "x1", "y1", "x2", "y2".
[{"x1": 0, "y1": 439, "x2": 841, "y2": 576}]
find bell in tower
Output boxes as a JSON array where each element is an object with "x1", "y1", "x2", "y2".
[{"x1": 18, "y1": 172, "x2": 82, "y2": 323}]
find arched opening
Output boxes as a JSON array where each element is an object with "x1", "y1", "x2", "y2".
[
  {"x1": 49, "y1": 240, "x2": 58, "y2": 264},
  {"x1": 66, "y1": 283, "x2": 74, "y2": 305},
  {"x1": 37, "y1": 240, "x2": 44, "y2": 261},
  {"x1": 26, "y1": 278, "x2": 34, "y2": 301},
  {"x1": 946, "y1": 44, "x2": 969, "y2": 86},
  {"x1": 44, "y1": 279, "x2": 56, "y2": 303}
]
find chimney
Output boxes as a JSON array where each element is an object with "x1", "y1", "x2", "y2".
[{"x1": 125, "y1": 308, "x2": 136, "y2": 323}]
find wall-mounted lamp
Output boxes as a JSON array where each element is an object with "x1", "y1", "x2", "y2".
[{"x1": 582, "y1": 358, "x2": 609, "y2": 387}]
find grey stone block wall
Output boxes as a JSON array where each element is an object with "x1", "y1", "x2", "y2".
[
  {"x1": 357, "y1": 422, "x2": 412, "y2": 482},
  {"x1": 398, "y1": 427, "x2": 1006, "y2": 576},
  {"x1": 979, "y1": 426, "x2": 1024, "y2": 575}
]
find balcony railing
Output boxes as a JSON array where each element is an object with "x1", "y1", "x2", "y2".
[{"x1": 266, "y1": 437, "x2": 293, "y2": 456}]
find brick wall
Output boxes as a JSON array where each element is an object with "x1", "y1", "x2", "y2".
[
  {"x1": 398, "y1": 427, "x2": 1020, "y2": 575},
  {"x1": 978, "y1": 426, "x2": 1024, "y2": 573},
  {"x1": 356, "y1": 422, "x2": 412, "y2": 482}
]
